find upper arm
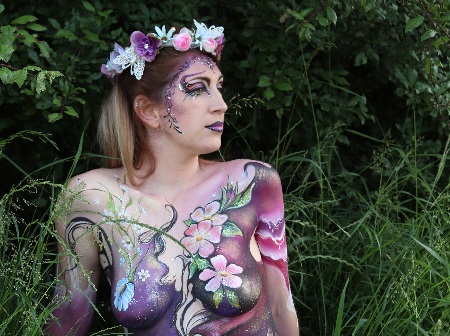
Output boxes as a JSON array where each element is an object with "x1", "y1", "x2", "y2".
[
  {"x1": 251, "y1": 163, "x2": 299, "y2": 335},
  {"x1": 46, "y1": 178, "x2": 101, "y2": 336}
]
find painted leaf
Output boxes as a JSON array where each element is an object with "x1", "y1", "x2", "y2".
[
  {"x1": 189, "y1": 261, "x2": 198, "y2": 279},
  {"x1": 221, "y1": 222, "x2": 243, "y2": 237},
  {"x1": 227, "y1": 183, "x2": 255, "y2": 209},
  {"x1": 194, "y1": 255, "x2": 212, "y2": 270},
  {"x1": 184, "y1": 218, "x2": 196, "y2": 226},
  {"x1": 225, "y1": 288, "x2": 240, "y2": 308},
  {"x1": 213, "y1": 288, "x2": 224, "y2": 308}
]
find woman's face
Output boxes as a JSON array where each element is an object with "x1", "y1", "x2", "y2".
[{"x1": 160, "y1": 54, "x2": 227, "y2": 155}]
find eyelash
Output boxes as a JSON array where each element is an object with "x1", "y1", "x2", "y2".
[{"x1": 183, "y1": 82, "x2": 225, "y2": 98}]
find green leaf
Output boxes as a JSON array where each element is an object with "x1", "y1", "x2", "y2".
[
  {"x1": 0, "y1": 5, "x2": 4, "y2": 14},
  {"x1": 26, "y1": 23, "x2": 47, "y2": 32},
  {"x1": 0, "y1": 67, "x2": 13, "y2": 84},
  {"x1": 405, "y1": 16, "x2": 424, "y2": 33},
  {"x1": 421, "y1": 29, "x2": 437, "y2": 42},
  {"x1": 222, "y1": 222, "x2": 243, "y2": 237},
  {"x1": 193, "y1": 255, "x2": 212, "y2": 270},
  {"x1": 11, "y1": 15, "x2": 38, "y2": 25},
  {"x1": 82, "y1": 1, "x2": 95, "y2": 12},
  {"x1": 64, "y1": 106, "x2": 79, "y2": 117},
  {"x1": 354, "y1": 52, "x2": 368, "y2": 66},
  {"x1": 264, "y1": 88, "x2": 275, "y2": 101},
  {"x1": 13, "y1": 70, "x2": 27, "y2": 88},
  {"x1": 98, "y1": 10, "x2": 113, "y2": 17},
  {"x1": 55, "y1": 29, "x2": 78, "y2": 41},
  {"x1": 317, "y1": 15, "x2": 328, "y2": 26},
  {"x1": 0, "y1": 32, "x2": 15, "y2": 62},
  {"x1": 38, "y1": 41, "x2": 51, "y2": 58},
  {"x1": 274, "y1": 81, "x2": 293, "y2": 91},
  {"x1": 326, "y1": 7, "x2": 337, "y2": 25},
  {"x1": 213, "y1": 288, "x2": 224, "y2": 308},
  {"x1": 227, "y1": 183, "x2": 254, "y2": 209},
  {"x1": 52, "y1": 98, "x2": 61, "y2": 108},
  {"x1": 257, "y1": 75, "x2": 271, "y2": 87},
  {"x1": 84, "y1": 31, "x2": 99, "y2": 42},
  {"x1": 189, "y1": 261, "x2": 198, "y2": 278},
  {"x1": 225, "y1": 288, "x2": 240, "y2": 308},
  {"x1": 183, "y1": 218, "x2": 196, "y2": 226},
  {"x1": 48, "y1": 113, "x2": 63, "y2": 123}
]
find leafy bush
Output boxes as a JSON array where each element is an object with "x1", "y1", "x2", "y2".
[{"x1": 1, "y1": 0, "x2": 449, "y2": 335}]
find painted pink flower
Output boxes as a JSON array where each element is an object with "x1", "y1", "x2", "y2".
[
  {"x1": 181, "y1": 220, "x2": 222, "y2": 258},
  {"x1": 130, "y1": 31, "x2": 162, "y2": 62},
  {"x1": 202, "y1": 38, "x2": 217, "y2": 53},
  {"x1": 199, "y1": 255, "x2": 243, "y2": 292},
  {"x1": 173, "y1": 29, "x2": 192, "y2": 51},
  {"x1": 190, "y1": 201, "x2": 227, "y2": 226},
  {"x1": 214, "y1": 34, "x2": 225, "y2": 59}
]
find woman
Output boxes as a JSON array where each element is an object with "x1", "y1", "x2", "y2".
[{"x1": 46, "y1": 20, "x2": 299, "y2": 335}]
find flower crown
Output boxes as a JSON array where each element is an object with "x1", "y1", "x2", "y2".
[{"x1": 101, "y1": 20, "x2": 225, "y2": 81}]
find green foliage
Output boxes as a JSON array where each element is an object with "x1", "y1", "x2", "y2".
[{"x1": 1, "y1": 0, "x2": 450, "y2": 335}]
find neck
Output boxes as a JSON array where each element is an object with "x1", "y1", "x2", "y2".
[{"x1": 133, "y1": 144, "x2": 203, "y2": 201}]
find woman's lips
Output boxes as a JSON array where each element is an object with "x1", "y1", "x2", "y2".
[{"x1": 205, "y1": 121, "x2": 224, "y2": 132}]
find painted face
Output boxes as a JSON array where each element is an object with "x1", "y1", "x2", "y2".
[{"x1": 161, "y1": 54, "x2": 227, "y2": 155}]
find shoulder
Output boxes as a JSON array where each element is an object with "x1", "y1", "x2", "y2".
[
  {"x1": 56, "y1": 168, "x2": 121, "y2": 221},
  {"x1": 214, "y1": 159, "x2": 279, "y2": 177}
]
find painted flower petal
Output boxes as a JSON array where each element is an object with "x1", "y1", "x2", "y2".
[
  {"x1": 226, "y1": 263, "x2": 243, "y2": 275},
  {"x1": 184, "y1": 223, "x2": 199, "y2": 236},
  {"x1": 197, "y1": 220, "x2": 212, "y2": 232},
  {"x1": 222, "y1": 274, "x2": 242, "y2": 289},
  {"x1": 205, "y1": 201, "x2": 220, "y2": 217},
  {"x1": 211, "y1": 214, "x2": 228, "y2": 226},
  {"x1": 198, "y1": 240, "x2": 214, "y2": 258},
  {"x1": 208, "y1": 225, "x2": 222, "y2": 243},
  {"x1": 199, "y1": 268, "x2": 216, "y2": 281},
  {"x1": 181, "y1": 236, "x2": 199, "y2": 254},
  {"x1": 210, "y1": 254, "x2": 227, "y2": 271},
  {"x1": 205, "y1": 276, "x2": 221, "y2": 292},
  {"x1": 191, "y1": 207, "x2": 205, "y2": 222}
]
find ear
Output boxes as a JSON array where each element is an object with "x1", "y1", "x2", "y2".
[{"x1": 134, "y1": 94, "x2": 163, "y2": 129}]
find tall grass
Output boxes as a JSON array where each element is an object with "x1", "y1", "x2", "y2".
[{"x1": 1, "y1": 118, "x2": 449, "y2": 335}]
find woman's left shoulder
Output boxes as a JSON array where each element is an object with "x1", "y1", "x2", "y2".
[{"x1": 219, "y1": 159, "x2": 281, "y2": 182}]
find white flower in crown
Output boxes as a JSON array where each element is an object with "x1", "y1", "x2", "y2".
[
  {"x1": 193, "y1": 19, "x2": 224, "y2": 51},
  {"x1": 154, "y1": 25, "x2": 176, "y2": 43}
]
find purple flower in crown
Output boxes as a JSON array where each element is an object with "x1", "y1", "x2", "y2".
[
  {"x1": 131, "y1": 31, "x2": 162, "y2": 62},
  {"x1": 101, "y1": 43, "x2": 125, "y2": 79}
]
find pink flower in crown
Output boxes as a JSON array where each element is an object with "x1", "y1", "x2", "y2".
[
  {"x1": 130, "y1": 31, "x2": 162, "y2": 62},
  {"x1": 173, "y1": 28, "x2": 192, "y2": 51},
  {"x1": 214, "y1": 34, "x2": 225, "y2": 60},
  {"x1": 202, "y1": 38, "x2": 217, "y2": 53},
  {"x1": 199, "y1": 255, "x2": 243, "y2": 292},
  {"x1": 181, "y1": 220, "x2": 222, "y2": 258},
  {"x1": 190, "y1": 201, "x2": 228, "y2": 226}
]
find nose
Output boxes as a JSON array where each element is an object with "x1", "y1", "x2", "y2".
[{"x1": 210, "y1": 87, "x2": 227, "y2": 114}]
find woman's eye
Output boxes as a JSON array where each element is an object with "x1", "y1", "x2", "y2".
[{"x1": 184, "y1": 83, "x2": 209, "y2": 97}]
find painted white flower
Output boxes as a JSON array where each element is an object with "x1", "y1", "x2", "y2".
[
  {"x1": 114, "y1": 278, "x2": 134, "y2": 311},
  {"x1": 137, "y1": 269, "x2": 150, "y2": 282},
  {"x1": 102, "y1": 209, "x2": 115, "y2": 225},
  {"x1": 190, "y1": 201, "x2": 228, "y2": 226},
  {"x1": 133, "y1": 223, "x2": 145, "y2": 235},
  {"x1": 121, "y1": 236, "x2": 133, "y2": 250}
]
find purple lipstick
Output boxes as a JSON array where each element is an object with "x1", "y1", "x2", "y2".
[{"x1": 205, "y1": 121, "x2": 224, "y2": 132}]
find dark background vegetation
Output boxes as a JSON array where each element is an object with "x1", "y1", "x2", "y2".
[{"x1": 1, "y1": 0, "x2": 449, "y2": 335}]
